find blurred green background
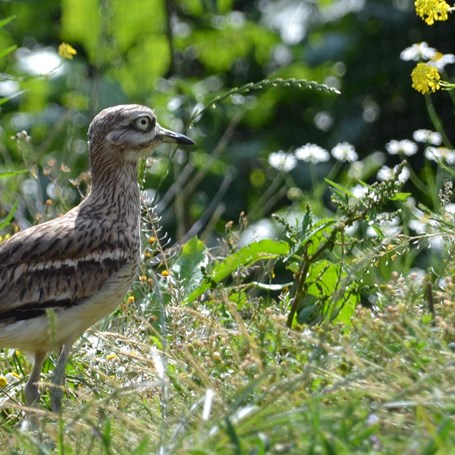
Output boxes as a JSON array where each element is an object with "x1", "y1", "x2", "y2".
[{"x1": 0, "y1": 0, "x2": 454, "y2": 241}]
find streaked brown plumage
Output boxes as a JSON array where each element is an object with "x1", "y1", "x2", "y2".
[{"x1": 0, "y1": 104, "x2": 194, "y2": 412}]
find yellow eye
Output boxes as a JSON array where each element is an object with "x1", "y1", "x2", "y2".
[{"x1": 133, "y1": 115, "x2": 155, "y2": 132}]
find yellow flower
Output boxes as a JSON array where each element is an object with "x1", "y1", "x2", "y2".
[
  {"x1": 106, "y1": 353, "x2": 118, "y2": 361},
  {"x1": 58, "y1": 42, "x2": 77, "y2": 60},
  {"x1": 161, "y1": 270, "x2": 169, "y2": 277},
  {"x1": 411, "y1": 63, "x2": 441, "y2": 94},
  {"x1": 127, "y1": 295, "x2": 135, "y2": 304},
  {"x1": 0, "y1": 233, "x2": 11, "y2": 243},
  {"x1": 415, "y1": 0, "x2": 451, "y2": 25},
  {"x1": 0, "y1": 376, "x2": 7, "y2": 388}
]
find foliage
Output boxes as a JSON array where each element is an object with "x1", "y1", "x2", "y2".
[{"x1": 1, "y1": 0, "x2": 455, "y2": 453}]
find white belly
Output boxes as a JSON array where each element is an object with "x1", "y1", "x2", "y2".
[{"x1": 0, "y1": 262, "x2": 136, "y2": 353}]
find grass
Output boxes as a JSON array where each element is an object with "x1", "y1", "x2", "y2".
[
  {"x1": 0, "y1": 78, "x2": 454, "y2": 455},
  {"x1": 1, "y1": 134, "x2": 455, "y2": 454},
  {"x1": 1, "y1": 251, "x2": 455, "y2": 453}
]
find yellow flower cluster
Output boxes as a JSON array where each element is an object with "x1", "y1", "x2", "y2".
[
  {"x1": 105, "y1": 353, "x2": 118, "y2": 361},
  {"x1": 415, "y1": 0, "x2": 451, "y2": 25},
  {"x1": 58, "y1": 42, "x2": 77, "y2": 60},
  {"x1": 411, "y1": 62, "x2": 441, "y2": 94}
]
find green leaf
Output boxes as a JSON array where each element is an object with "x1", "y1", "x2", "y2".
[
  {"x1": 0, "y1": 169, "x2": 28, "y2": 179},
  {"x1": 0, "y1": 200, "x2": 19, "y2": 230},
  {"x1": 186, "y1": 239, "x2": 290, "y2": 302},
  {"x1": 172, "y1": 237, "x2": 207, "y2": 294},
  {"x1": 307, "y1": 260, "x2": 340, "y2": 298},
  {"x1": 332, "y1": 293, "x2": 357, "y2": 325},
  {"x1": 0, "y1": 90, "x2": 24, "y2": 107},
  {"x1": 0, "y1": 45, "x2": 17, "y2": 60},
  {"x1": 211, "y1": 240, "x2": 290, "y2": 282},
  {"x1": 0, "y1": 15, "x2": 15, "y2": 29},
  {"x1": 224, "y1": 417, "x2": 242, "y2": 454},
  {"x1": 325, "y1": 178, "x2": 354, "y2": 198},
  {"x1": 391, "y1": 192, "x2": 411, "y2": 202},
  {"x1": 304, "y1": 219, "x2": 336, "y2": 257}
]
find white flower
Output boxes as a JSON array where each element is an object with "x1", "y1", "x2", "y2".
[
  {"x1": 376, "y1": 166, "x2": 392, "y2": 181},
  {"x1": 408, "y1": 206, "x2": 437, "y2": 234},
  {"x1": 367, "y1": 216, "x2": 401, "y2": 238},
  {"x1": 408, "y1": 207, "x2": 443, "y2": 250},
  {"x1": 345, "y1": 221, "x2": 359, "y2": 236},
  {"x1": 400, "y1": 43, "x2": 454, "y2": 70},
  {"x1": 444, "y1": 203, "x2": 455, "y2": 216},
  {"x1": 331, "y1": 142, "x2": 358, "y2": 162},
  {"x1": 350, "y1": 184, "x2": 379, "y2": 203},
  {"x1": 295, "y1": 143, "x2": 330, "y2": 164},
  {"x1": 376, "y1": 165, "x2": 410, "y2": 183},
  {"x1": 350, "y1": 184, "x2": 369, "y2": 199},
  {"x1": 412, "y1": 129, "x2": 442, "y2": 145},
  {"x1": 408, "y1": 218, "x2": 426, "y2": 234},
  {"x1": 425, "y1": 147, "x2": 455, "y2": 164},
  {"x1": 428, "y1": 235, "x2": 444, "y2": 250},
  {"x1": 400, "y1": 42, "x2": 436, "y2": 61},
  {"x1": 268, "y1": 150, "x2": 297, "y2": 172},
  {"x1": 398, "y1": 166, "x2": 411, "y2": 183},
  {"x1": 385, "y1": 139, "x2": 418, "y2": 156},
  {"x1": 429, "y1": 53, "x2": 455, "y2": 71}
]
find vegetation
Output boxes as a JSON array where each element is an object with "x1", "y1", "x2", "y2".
[{"x1": 0, "y1": 0, "x2": 455, "y2": 453}]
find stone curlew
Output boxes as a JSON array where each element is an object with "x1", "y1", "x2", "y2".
[{"x1": 0, "y1": 104, "x2": 194, "y2": 412}]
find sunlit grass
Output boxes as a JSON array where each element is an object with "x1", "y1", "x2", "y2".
[{"x1": 1, "y1": 261, "x2": 455, "y2": 453}]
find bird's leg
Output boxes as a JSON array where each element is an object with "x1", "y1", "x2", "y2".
[
  {"x1": 50, "y1": 342, "x2": 74, "y2": 413},
  {"x1": 24, "y1": 351, "x2": 47, "y2": 407}
]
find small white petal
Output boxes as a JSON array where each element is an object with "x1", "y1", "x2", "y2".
[
  {"x1": 331, "y1": 142, "x2": 358, "y2": 162},
  {"x1": 399, "y1": 42, "x2": 436, "y2": 61},
  {"x1": 385, "y1": 139, "x2": 418, "y2": 156},
  {"x1": 377, "y1": 165, "x2": 393, "y2": 181},
  {"x1": 413, "y1": 129, "x2": 442, "y2": 145},
  {"x1": 430, "y1": 53, "x2": 455, "y2": 71},
  {"x1": 295, "y1": 144, "x2": 330, "y2": 164},
  {"x1": 268, "y1": 150, "x2": 297, "y2": 172},
  {"x1": 351, "y1": 184, "x2": 368, "y2": 199}
]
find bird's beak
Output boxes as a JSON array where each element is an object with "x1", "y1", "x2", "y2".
[{"x1": 156, "y1": 125, "x2": 195, "y2": 146}]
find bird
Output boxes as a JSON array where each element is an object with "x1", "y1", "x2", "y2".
[{"x1": 0, "y1": 104, "x2": 195, "y2": 412}]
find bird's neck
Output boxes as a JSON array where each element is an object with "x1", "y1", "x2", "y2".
[{"x1": 87, "y1": 159, "x2": 141, "y2": 220}]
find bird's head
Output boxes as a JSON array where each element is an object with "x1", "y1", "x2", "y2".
[{"x1": 88, "y1": 104, "x2": 195, "y2": 162}]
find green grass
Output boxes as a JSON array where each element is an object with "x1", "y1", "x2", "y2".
[
  {"x1": 1, "y1": 137, "x2": 455, "y2": 453},
  {"x1": 1, "y1": 258, "x2": 455, "y2": 453}
]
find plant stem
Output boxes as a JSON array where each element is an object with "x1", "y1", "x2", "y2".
[{"x1": 425, "y1": 95, "x2": 453, "y2": 149}]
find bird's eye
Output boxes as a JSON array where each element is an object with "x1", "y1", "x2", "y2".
[{"x1": 132, "y1": 115, "x2": 155, "y2": 132}]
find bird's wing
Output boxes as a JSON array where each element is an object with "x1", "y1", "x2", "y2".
[{"x1": 0, "y1": 210, "x2": 136, "y2": 322}]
